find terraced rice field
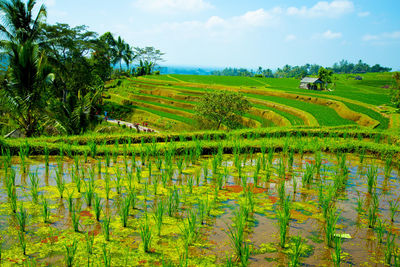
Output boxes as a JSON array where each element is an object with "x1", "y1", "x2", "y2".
[
  {"x1": 1, "y1": 133, "x2": 400, "y2": 266},
  {"x1": 104, "y1": 73, "x2": 393, "y2": 132}
]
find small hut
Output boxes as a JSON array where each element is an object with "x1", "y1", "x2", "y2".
[{"x1": 299, "y1": 77, "x2": 324, "y2": 90}]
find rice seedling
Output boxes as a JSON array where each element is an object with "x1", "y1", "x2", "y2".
[
  {"x1": 368, "y1": 192, "x2": 379, "y2": 229},
  {"x1": 359, "y1": 147, "x2": 366, "y2": 164},
  {"x1": 290, "y1": 235, "x2": 304, "y2": 267},
  {"x1": 385, "y1": 156, "x2": 393, "y2": 178},
  {"x1": 41, "y1": 196, "x2": 50, "y2": 223},
  {"x1": 136, "y1": 166, "x2": 142, "y2": 183},
  {"x1": 85, "y1": 231, "x2": 94, "y2": 256},
  {"x1": 356, "y1": 192, "x2": 364, "y2": 214},
  {"x1": 278, "y1": 158, "x2": 285, "y2": 179},
  {"x1": 331, "y1": 237, "x2": 342, "y2": 267},
  {"x1": 140, "y1": 214, "x2": 153, "y2": 253},
  {"x1": 366, "y1": 165, "x2": 378, "y2": 194},
  {"x1": 64, "y1": 239, "x2": 78, "y2": 267},
  {"x1": 71, "y1": 170, "x2": 81, "y2": 193},
  {"x1": 376, "y1": 219, "x2": 384, "y2": 243},
  {"x1": 16, "y1": 203, "x2": 27, "y2": 232},
  {"x1": 29, "y1": 170, "x2": 39, "y2": 204},
  {"x1": 315, "y1": 151, "x2": 322, "y2": 174},
  {"x1": 71, "y1": 205, "x2": 81, "y2": 232},
  {"x1": 153, "y1": 200, "x2": 164, "y2": 236},
  {"x1": 66, "y1": 189, "x2": 74, "y2": 212},
  {"x1": 389, "y1": 200, "x2": 399, "y2": 222},
  {"x1": 114, "y1": 167, "x2": 123, "y2": 194},
  {"x1": 302, "y1": 164, "x2": 314, "y2": 186},
  {"x1": 119, "y1": 196, "x2": 131, "y2": 227},
  {"x1": 103, "y1": 214, "x2": 111, "y2": 241},
  {"x1": 129, "y1": 190, "x2": 137, "y2": 210},
  {"x1": 180, "y1": 210, "x2": 198, "y2": 247},
  {"x1": 54, "y1": 169, "x2": 65, "y2": 198},
  {"x1": 187, "y1": 175, "x2": 194, "y2": 193},
  {"x1": 326, "y1": 206, "x2": 339, "y2": 247},
  {"x1": 278, "y1": 179, "x2": 286, "y2": 207},
  {"x1": 94, "y1": 193, "x2": 102, "y2": 221},
  {"x1": 44, "y1": 145, "x2": 49, "y2": 170},
  {"x1": 277, "y1": 196, "x2": 291, "y2": 248},
  {"x1": 105, "y1": 148, "x2": 111, "y2": 167},
  {"x1": 18, "y1": 231, "x2": 27, "y2": 255},
  {"x1": 105, "y1": 173, "x2": 111, "y2": 200},
  {"x1": 7, "y1": 183, "x2": 17, "y2": 213},
  {"x1": 385, "y1": 233, "x2": 395, "y2": 265},
  {"x1": 102, "y1": 243, "x2": 112, "y2": 267},
  {"x1": 84, "y1": 176, "x2": 95, "y2": 207},
  {"x1": 227, "y1": 209, "x2": 249, "y2": 265}
]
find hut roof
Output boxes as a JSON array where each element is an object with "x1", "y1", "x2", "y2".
[{"x1": 300, "y1": 77, "x2": 323, "y2": 84}]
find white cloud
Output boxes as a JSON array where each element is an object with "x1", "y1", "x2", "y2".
[
  {"x1": 363, "y1": 31, "x2": 400, "y2": 42},
  {"x1": 133, "y1": 0, "x2": 213, "y2": 14},
  {"x1": 285, "y1": 34, "x2": 296, "y2": 41},
  {"x1": 287, "y1": 0, "x2": 354, "y2": 18},
  {"x1": 322, "y1": 30, "x2": 342, "y2": 39},
  {"x1": 358, "y1": 11, "x2": 370, "y2": 17}
]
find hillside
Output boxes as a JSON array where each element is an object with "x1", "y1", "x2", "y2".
[{"x1": 103, "y1": 73, "x2": 394, "y2": 132}]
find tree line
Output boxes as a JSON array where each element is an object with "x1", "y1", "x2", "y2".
[
  {"x1": 0, "y1": 0, "x2": 163, "y2": 137},
  {"x1": 211, "y1": 60, "x2": 392, "y2": 78}
]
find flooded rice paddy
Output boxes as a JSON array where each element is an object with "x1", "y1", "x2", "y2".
[{"x1": 0, "y1": 150, "x2": 399, "y2": 266}]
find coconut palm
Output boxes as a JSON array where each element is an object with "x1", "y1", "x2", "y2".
[
  {"x1": 0, "y1": 0, "x2": 47, "y2": 44},
  {"x1": 0, "y1": 0, "x2": 51, "y2": 137},
  {"x1": 0, "y1": 41, "x2": 54, "y2": 136}
]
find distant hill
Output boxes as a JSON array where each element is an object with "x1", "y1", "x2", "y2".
[{"x1": 159, "y1": 66, "x2": 218, "y2": 75}]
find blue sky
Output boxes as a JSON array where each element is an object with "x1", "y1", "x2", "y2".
[{"x1": 39, "y1": 0, "x2": 400, "y2": 70}]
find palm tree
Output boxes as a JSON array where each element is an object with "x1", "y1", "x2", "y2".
[
  {"x1": 0, "y1": 0, "x2": 47, "y2": 44},
  {"x1": 0, "y1": 41, "x2": 54, "y2": 136},
  {"x1": 0, "y1": 0, "x2": 51, "y2": 137}
]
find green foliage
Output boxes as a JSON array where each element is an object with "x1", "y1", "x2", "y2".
[{"x1": 195, "y1": 90, "x2": 251, "y2": 130}]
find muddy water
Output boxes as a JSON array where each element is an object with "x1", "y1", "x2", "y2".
[{"x1": 0, "y1": 152, "x2": 399, "y2": 266}]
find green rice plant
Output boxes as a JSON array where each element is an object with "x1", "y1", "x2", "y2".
[
  {"x1": 359, "y1": 147, "x2": 366, "y2": 164},
  {"x1": 331, "y1": 237, "x2": 342, "y2": 267},
  {"x1": 153, "y1": 200, "x2": 164, "y2": 236},
  {"x1": 102, "y1": 214, "x2": 111, "y2": 241},
  {"x1": 292, "y1": 177, "x2": 298, "y2": 194},
  {"x1": 71, "y1": 170, "x2": 81, "y2": 193},
  {"x1": 94, "y1": 193, "x2": 102, "y2": 221},
  {"x1": 302, "y1": 164, "x2": 314, "y2": 186},
  {"x1": 41, "y1": 196, "x2": 50, "y2": 223},
  {"x1": 227, "y1": 209, "x2": 249, "y2": 265},
  {"x1": 71, "y1": 205, "x2": 81, "y2": 232},
  {"x1": 366, "y1": 165, "x2": 378, "y2": 194},
  {"x1": 290, "y1": 235, "x2": 304, "y2": 267},
  {"x1": 245, "y1": 187, "x2": 255, "y2": 214},
  {"x1": 180, "y1": 210, "x2": 198, "y2": 246},
  {"x1": 114, "y1": 167, "x2": 123, "y2": 194},
  {"x1": 119, "y1": 196, "x2": 130, "y2": 227},
  {"x1": 203, "y1": 161, "x2": 209, "y2": 180},
  {"x1": 288, "y1": 149, "x2": 294, "y2": 170},
  {"x1": 105, "y1": 148, "x2": 111, "y2": 167},
  {"x1": 88, "y1": 141, "x2": 97, "y2": 159},
  {"x1": 278, "y1": 179, "x2": 286, "y2": 207},
  {"x1": 59, "y1": 144, "x2": 64, "y2": 161},
  {"x1": 177, "y1": 156, "x2": 184, "y2": 174},
  {"x1": 376, "y1": 219, "x2": 384, "y2": 243},
  {"x1": 16, "y1": 203, "x2": 27, "y2": 233},
  {"x1": 339, "y1": 154, "x2": 348, "y2": 176},
  {"x1": 198, "y1": 196, "x2": 210, "y2": 225},
  {"x1": 187, "y1": 175, "x2": 194, "y2": 194},
  {"x1": 278, "y1": 158, "x2": 285, "y2": 179},
  {"x1": 18, "y1": 231, "x2": 27, "y2": 255},
  {"x1": 277, "y1": 196, "x2": 291, "y2": 248},
  {"x1": 84, "y1": 150, "x2": 88, "y2": 163},
  {"x1": 264, "y1": 163, "x2": 271, "y2": 183},
  {"x1": 85, "y1": 231, "x2": 94, "y2": 256},
  {"x1": 7, "y1": 183, "x2": 17, "y2": 213},
  {"x1": 326, "y1": 206, "x2": 339, "y2": 248},
  {"x1": 268, "y1": 147, "x2": 274, "y2": 164},
  {"x1": 315, "y1": 151, "x2": 322, "y2": 174},
  {"x1": 54, "y1": 170, "x2": 65, "y2": 199},
  {"x1": 217, "y1": 173, "x2": 224, "y2": 190},
  {"x1": 102, "y1": 243, "x2": 112, "y2": 267},
  {"x1": 64, "y1": 239, "x2": 78, "y2": 267},
  {"x1": 67, "y1": 189, "x2": 74, "y2": 212},
  {"x1": 29, "y1": 171, "x2": 39, "y2": 204},
  {"x1": 385, "y1": 156, "x2": 393, "y2": 178},
  {"x1": 140, "y1": 214, "x2": 153, "y2": 253},
  {"x1": 84, "y1": 176, "x2": 95, "y2": 207},
  {"x1": 385, "y1": 233, "x2": 395, "y2": 265},
  {"x1": 136, "y1": 166, "x2": 142, "y2": 183},
  {"x1": 98, "y1": 160, "x2": 102, "y2": 176},
  {"x1": 356, "y1": 192, "x2": 364, "y2": 214},
  {"x1": 389, "y1": 200, "x2": 399, "y2": 222},
  {"x1": 368, "y1": 192, "x2": 379, "y2": 229},
  {"x1": 105, "y1": 173, "x2": 111, "y2": 200},
  {"x1": 130, "y1": 191, "x2": 137, "y2": 210}
]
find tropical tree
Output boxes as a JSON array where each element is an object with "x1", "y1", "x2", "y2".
[
  {"x1": 0, "y1": 41, "x2": 54, "y2": 136},
  {"x1": 0, "y1": 0, "x2": 52, "y2": 136},
  {"x1": 195, "y1": 90, "x2": 251, "y2": 130},
  {"x1": 391, "y1": 72, "x2": 400, "y2": 109},
  {"x1": 318, "y1": 67, "x2": 333, "y2": 90}
]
